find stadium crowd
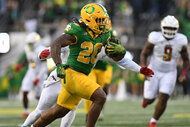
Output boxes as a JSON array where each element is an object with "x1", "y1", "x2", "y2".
[{"x1": 1, "y1": 0, "x2": 190, "y2": 99}]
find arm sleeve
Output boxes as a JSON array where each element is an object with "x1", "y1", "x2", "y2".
[
  {"x1": 98, "y1": 47, "x2": 141, "y2": 72},
  {"x1": 116, "y1": 57, "x2": 141, "y2": 73},
  {"x1": 38, "y1": 47, "x2": 68, "y2": 60}
]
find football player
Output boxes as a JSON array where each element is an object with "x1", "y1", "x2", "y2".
[
  {"x1": 18, "y1": 32, "x2": 48, "y2": 118},
  {"x1": 32, "y1": 3, "x2": 153, "y2": 127},
  {"x1": 22, "y1": 40, "x2": 148, "y2": 127},
  {"x1": 21, "y1": 46, "x2": 78, "y2": 127},
  {"x1": 140, "y1": 15, "x2": 190, "y2": 127}
]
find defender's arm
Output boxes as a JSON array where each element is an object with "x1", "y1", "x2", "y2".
[{"x1": 140, "y1": 42, "x2": 154, "y2": 66}]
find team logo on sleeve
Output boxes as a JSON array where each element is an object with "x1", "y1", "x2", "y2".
[{"x1": 65, "y1": 24, "x2": 72, "y2": 31}]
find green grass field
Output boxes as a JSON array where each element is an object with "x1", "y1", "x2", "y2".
[{"x1": 0, "y1": 98, "x2": 190, "y2": 127}]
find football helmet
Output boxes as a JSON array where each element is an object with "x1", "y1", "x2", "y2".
[
  {"x1": 25, "y1": 32, "x2": 40, "y2": 44},
  {"x1": 80, "y1": 3, "x2": 110, "y2": 34},
  {"x1": 161, "y1": 15, "x2": 179, "y2": 39}
]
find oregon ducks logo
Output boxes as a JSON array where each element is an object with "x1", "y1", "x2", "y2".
[{"x1": 86, "y1": 6, "x2": 95, "y2": 14}]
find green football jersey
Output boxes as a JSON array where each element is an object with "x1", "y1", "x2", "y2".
[
  {"x1": 94, "y1": 60, "x2": 108, "y2": 71},
  {"x1": 64, "y1": 22, "x2": 111, "y2": 75}
]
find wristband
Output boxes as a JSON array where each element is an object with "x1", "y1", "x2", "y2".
[
  {"x1": 182, "y1": 69, "x2": 187, "y2": 76},
  {"x1": 56, "y1": 63, "x2": 61, "y2": 66}
]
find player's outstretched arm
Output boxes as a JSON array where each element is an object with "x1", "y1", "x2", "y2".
[
  {"x1": 51, "y1": 34, "x2": 75, "y2": 66},
  {"x1": 51, "y1": 34, "x2": 75, "y2": 78},
  {"x1": 103, "y1": 41, "x2": 154, "y2": 77}
]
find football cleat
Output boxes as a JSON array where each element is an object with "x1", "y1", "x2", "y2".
[
  {"x1": 19, "y1": 113, "x2": 29, "y2": 119},
  {"x1": 142, "y1": 99, "x2": 147, "y2": 108},
  {"x1": 148, "y1": 122, "x2": 157, "y2": 127}
]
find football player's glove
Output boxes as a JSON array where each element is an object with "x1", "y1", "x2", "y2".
[
  {"x1": 140, "y1": 66, "x2": 154, "y2": 77},
  {"x1": 33, "y1": 78, "x2": 39, "y2": 86},
  {"x1": 57, "y1": 64, "x2": 66, "y2": 79},
  {"x1": 105, "y1": 38, "x2": 126, "y2": 58},
  {"x1": 40, "y1": 49, "x2": 50, "y2": 59}
]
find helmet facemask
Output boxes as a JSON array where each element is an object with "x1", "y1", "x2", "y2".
[
  {"x1": 95, "y1": 17, "x2": 110, "y2": 33},
  {"x1": 161, "y1": 27, "x2": 178, "y2": 39}
]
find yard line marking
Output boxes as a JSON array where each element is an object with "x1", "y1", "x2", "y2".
[
  {"x1": 173, "y1": 113, "x2": 190, "y2": 118},
  {"x1": 0, "y1": 108, "x2": 85, "y2": 115}
]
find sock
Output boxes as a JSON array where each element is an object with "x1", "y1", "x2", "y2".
[
  {"x1": 22, "y1": 109, "x2": 41, "y2": 126},
  {"x1": 150, "y1": 118, "x2": 157, "y2": 123},
  {"x1": 60, "y1": 109, "x2": 77, "y2": 127},
  {"x1": 24, "y1": 108, "x2": 29, "y2": 114}
]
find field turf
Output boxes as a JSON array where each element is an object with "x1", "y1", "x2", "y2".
[{"x1": 0, "y1": 98, "x2": 190, "y2": 127}]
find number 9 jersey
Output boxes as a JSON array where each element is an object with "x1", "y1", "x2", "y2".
[
  {"x1": 148, "y1": 31, "x2": 188, "y2": 72},
  {"x1": 64, "y1": 22, "x2": 111, "y2": 75}
]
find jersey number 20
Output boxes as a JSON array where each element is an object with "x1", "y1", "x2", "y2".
[{"x1": 77, "y1": 42, "x2": 102, "y2": 64}]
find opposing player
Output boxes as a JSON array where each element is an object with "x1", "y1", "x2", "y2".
[
  {"x1": 19, "y1": 32, "x2": 48, "y2": 118},
  {"x1": 33, "y1": 3, "x2": 153, "y2": 127},
  {"x1": 21, "y1": 46, "x2": 78, "y2": 127},
  {"x1": 140, "y1": 15, "x2": 190, "y2": 127}
]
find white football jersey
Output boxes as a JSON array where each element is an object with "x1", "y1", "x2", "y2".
[
  {"x1": 148, "y1": 31, "x2": 188, "y2": 72},
  {"x1": 25, "y1": 44, "x2": 47, "y2": 68}
]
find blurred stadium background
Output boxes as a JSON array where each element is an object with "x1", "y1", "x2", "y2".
[{"x1": 0, "y1": 0, "x2": 190, "y2": 127}]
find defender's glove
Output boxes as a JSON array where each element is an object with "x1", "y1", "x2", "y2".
[
  {"x1": 140, "y1": 66, "x2": 154, "y2": 77},
  {"x1": 57, "y1": 64, "x2": 66, "y2": 79},
  {"x1": 105, "y1": 39, "x2": 126, "y2": 57},
  {"x1": 14, "y1": 64, "x2": 23, "y2": 72},
  {"x1": 40, "y1": 49, "x2": 50, "y2": 59},
  {"x1": 178, "y1": 69, "x2": 187, "y2": 83},
  {"x1": 33, "y1": 78, "x2": 39, "y2": 86}
]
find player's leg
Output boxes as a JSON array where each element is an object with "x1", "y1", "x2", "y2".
[
  {"x1": 60, "y1": 101, "x2": 80, "y2": 127},
  {"x1": 34, "y1": 81, "x2": 43, "y2": 100},
  {"x1": 34, "y1": 65, "x2": 48, "y2": 100},
  {"x1": 33, "y1": 85, "x2": 77, "y2": 127},
  {"x1": 98, "y1": 66, "x2": 112, "y2": 120},
  {"x1": 20, "y1": 69, "x2": 34, "y2": 118},
  {"x1": 148, "y1": 70, "x2": 176, "y2": 127},
  {"x1": 142, "y1": 74, "x2": 159, "y2": 108},
  {"x1": 33, "y1": 68, "x2": 104, "y2": 127},
  {"x1": 153, "y1": 92, "x2": 169, "y2": 120},
  {"x1": 33, "y1": 104, "x2": 70, "y2": 127},
  {"x1": 65, "y1": 68, "x2": 106, "y2": 127},
  {"x1": 87, "y1": 87, "x2": 106, "y2": 127},
  {"x1": 22, "y1": 81, "x2": 62, "y2": 126},
  {"x1": 84, "y1": 70, "x2": 96, "y2": 121},
  {"x1": 21, "y1": 91, "x2": 29, "y2": 117},
  {"x1": 142, "y1": 98, "x2": 155, "y2": 108},
  {"x1": 84, "y1": 99, "x2": 92, "y2": 121}
]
